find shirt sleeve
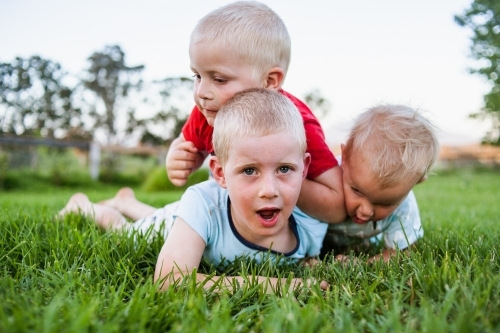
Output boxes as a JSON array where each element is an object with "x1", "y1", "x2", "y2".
[
  {"x1": 279, "y1": 90, "x2": 338, "y2": 179},
  {"x1": 173, "y1": 186, "x2": 211, "y2": 245},
  {"x1": 292, "y1": 207, "x2": 329, "y2": 257},
  {"x1": 181, "y1": 106, "x2": 214, "y2": 153},
  {"x1": 379, "y1": 191, "x2": 423, "y2": 250}
]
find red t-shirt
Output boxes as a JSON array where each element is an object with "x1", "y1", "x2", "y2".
[{"x1": 181, "y1": 89, "x2": 338, "y2": 179}]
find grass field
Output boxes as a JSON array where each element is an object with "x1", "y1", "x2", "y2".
[{"x1": 1, "y1": 169, "x2": 499, "y2": 332}]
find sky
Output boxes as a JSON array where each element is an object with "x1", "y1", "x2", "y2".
[{"x1": 0, "y1": 0, "x2": 492, "y2": 146}]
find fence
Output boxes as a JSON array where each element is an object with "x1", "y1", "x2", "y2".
[
  {"x1": 0, "y1": 136, "x2": 171, "y2": 180},
  {"x1": 0, "y1": 136, "x2": 100, "y2": 179}
]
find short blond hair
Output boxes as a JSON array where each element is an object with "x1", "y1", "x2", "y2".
[
  {"x1": 343, "y1": 104, "x2": 440, "y2": 188},
  {"x1": 191, "y1": 1, "x2": 291, "y2": 81},
  {"x1": 213, "y1": 88, "x2": 305, "y2": 166}
]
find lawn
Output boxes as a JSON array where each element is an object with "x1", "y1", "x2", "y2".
[{"x1": 1, "y1": 169, "x2": 499, "y2": 332}]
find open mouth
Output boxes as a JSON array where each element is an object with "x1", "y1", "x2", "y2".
[
  {"x1": 352, "y1": 216, "x2": 368, "y2": 224},
  {"x1": 257, "y1": 209, "x2": 280, "y2": 227}
]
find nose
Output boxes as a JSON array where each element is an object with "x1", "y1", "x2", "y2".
[
  {"x1": 258, "y1": 174, "x2": 279, "y2": 199},
  {"x1": 195, "y1": 78, "x2": 212, "y2": 100},
  {"x1": 357, "y1": 200, "x2": 374, "y2": 219}
]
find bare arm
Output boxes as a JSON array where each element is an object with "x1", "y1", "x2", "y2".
[
  {"x1": 296, "y1": 166, "x2": 346, "y2": 223},
  {"x1": 154, "y1": 217, "x2": 327, "y2": 293},
  {"x1": 165, "y1": 134, "x2": 208, "y2": 186}
]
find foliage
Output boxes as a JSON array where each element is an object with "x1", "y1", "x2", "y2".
[
  {"x1": 0, "y1": 168, "x2": 97, "y2": 191},
  {"x1": 0, "y1": 56, "x2": 82, "y2": 138},
  {"x1": 455, "y1": 0, "x2": 500, "y2": 145},
  {"x1": 80, "y1": 45, "x2": 144, "y2": 145},
  {"x1": 304, "y1": 88, "x2": 331, "y2": 120},
  {"x1": 142, "y1": 166, "x2": 209, "y2": 192},
  {"x1": 129, "y1": 76, "x2": 194, "y2": 146},
  {"x1": 0, "y1": 171, "x2": 500, "y2": 331}
]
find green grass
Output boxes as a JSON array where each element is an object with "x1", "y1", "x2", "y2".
[{"x1": 1, "y1": 170, "x2": 499, "y2": 332}]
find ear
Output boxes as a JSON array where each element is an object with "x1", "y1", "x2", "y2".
[
  {"x1": 416, "y1": 174, "x2": 427, "y2": 184},
  {"x1": 302, "y1": 153, "x2": 312, "y2": 179},
  {"x1": 264, "y1": 67, "x2": 285, "y2": 90},
  {"x1": 209, "y1": 156, "x2": 227, "y2": 188}
]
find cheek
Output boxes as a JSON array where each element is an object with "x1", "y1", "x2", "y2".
[
  {"x1": 218, "y1": 88, "x2": 238, "y2": 105},
  {"x1": 343, "y1": 190, "x2": 358, "y2": 213},
  {"x1": 280, "y1": 178, "x2": 302, "y2": 204}
]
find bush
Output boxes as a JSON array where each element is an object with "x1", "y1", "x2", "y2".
[
  {"x1": 0, "y1": 151, "x2": 9, "y2": 189},
  {"x1": 98, "y1": 169, "x2": 144, "y2": 186},
  {"x1": 142, "y1": 167, "x2": 209, "y2": 192}
]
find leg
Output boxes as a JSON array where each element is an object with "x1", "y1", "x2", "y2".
[
  {"x1": 98, "y1": 187, "x2": 156, "y2": 220},
  {"x1": 58, "y1": 193, "x2": 128, "y2": 231}
]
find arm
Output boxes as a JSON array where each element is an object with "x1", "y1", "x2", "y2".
[
  {"x1": 296, "y1": 165, "x2": 346, "y2": 223},
  {"x1": 154, "y1": 217, "x2": 327, "y2": 293},
  {"x1": 165, "y1": 133, "x2": 208, "y2": 186}
]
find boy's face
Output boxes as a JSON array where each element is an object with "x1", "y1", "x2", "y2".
[
  {"x1": 341, "y1": 150, "x2": 422, "y2": 224},
  {"x1": 190, "y1": 41, "x2": 266, "y2": 126},
  {"x1": 210, "y1": 131, "x2": 310, "y2": 242}
]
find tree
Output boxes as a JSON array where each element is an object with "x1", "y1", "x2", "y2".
[
  {"x1": 304, "y1": 89, "x2": 331, "y2": 120},
  {"x1": 0, "y1": 56, "x2": 82, "y2": 138},
  {"x1": 127, "y1": 76, "x2": 194, "y2": 146},
  {"x1": 455, "y1": 0, "x2": 500, "y2": 145},
  {"x1": 81, "y1": 45, "x2": 144, "y2": 145}
]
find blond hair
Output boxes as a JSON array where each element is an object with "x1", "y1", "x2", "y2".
[
  {"x1": 191, "y1": 1, "x2": 291, "y2": 81},
  {"x1": 213, "y1": 88, "x2": 305, "y2": 166},
  {"x1": 343, "y1": 104, "x2": 440, "y2": 188}
]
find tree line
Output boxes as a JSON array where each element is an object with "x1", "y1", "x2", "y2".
[
  {"x1": 456, "y1": 0, "x2": 500, "y2": 145},
  {"x1": 0, "y1": 44, "x2": 333, "y2": 148},
  {"x1": 0, "y1": 45, "x2": 193, "y2": 146}
]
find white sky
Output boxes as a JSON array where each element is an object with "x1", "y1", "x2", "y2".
[{"x1": 0, "y1": 0, "x2": 492, "y2": 146}]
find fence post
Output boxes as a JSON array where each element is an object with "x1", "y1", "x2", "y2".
[{"x1": 89, "y1": 142, "x2": 100, "y2": 180}]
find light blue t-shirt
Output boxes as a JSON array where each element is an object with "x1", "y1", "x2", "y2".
[
  {"x1": 324, "y1": 191, "x2": 423, "y2": 250},
  {"x1": 174, "y1": 180, "x2": 329, "y2": 266}
]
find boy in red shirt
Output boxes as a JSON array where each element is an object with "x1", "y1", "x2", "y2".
[{"x1": 167, "y1": 1, "x2": 346, "y2": 223}]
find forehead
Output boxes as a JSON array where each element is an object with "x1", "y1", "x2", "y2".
[
  {"x1": 343, "y1": 154, "x2": 414, "y2": 204},
  {"x1": 190, "y1": 41, "x2": 250, "y2": 67},
  {"x1": 226, "y1": 132, "x2": 303, "y2": 164}
]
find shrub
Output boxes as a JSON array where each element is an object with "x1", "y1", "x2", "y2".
[
  {"x1": 98, "y1": 169, "x2": 144, "y2": 186},
  {"x1": 142, "y1": 167, "x2": 209, "y2": 192}
]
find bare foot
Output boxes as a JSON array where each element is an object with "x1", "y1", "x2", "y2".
[
  {"x1": 57, "y1": 193, "x2": 91, "y2": 218},
  {"x1": 98, "y1": 187, "x2": 135, "y2": 210}
]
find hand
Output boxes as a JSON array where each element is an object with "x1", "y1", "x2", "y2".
[
  {"x1": 166, "y1": 138, "x2": 200, "y2": 187},
  {"x1": 335, "y1": 254, "x2": 360, "y2": 265},
  {"x1": 291, "y1": 277, "x2": 329, "y2": 292},
  {"x1": 300, "y1": 257, "x2": 321, "y2": 268}
]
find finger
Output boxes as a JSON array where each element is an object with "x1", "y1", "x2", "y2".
[
  {"x1": 168, "y1": 169, "x2": 191, "y2": 182},
  {"x1": 320, "y1": 280, "x2": 329, "y2": 290},
  {"x1": 176, "y1": 141, "x2": 198, "y2": 153},
  {"x1": 168, "y1": 158, "x2": 197, "y2": 171}
]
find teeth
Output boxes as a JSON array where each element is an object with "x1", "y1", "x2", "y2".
[{"x1": 259, "y1": 210, "x2": 277, "y2": 220}]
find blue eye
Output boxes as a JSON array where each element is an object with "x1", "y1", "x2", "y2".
[
  {"x1": 279, "y1": 166, "x2": 291, "y2": 173},
  {"x1": 243, "y1": 168, "x2": 255, "y2": 175}
]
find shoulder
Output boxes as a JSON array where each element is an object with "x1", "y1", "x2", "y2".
[
  {"x1": 292, "y1": 207, "x2": 329, "y2": 251},
  {"x1": 182, "y1": 179, "x2": 226, "y2": 205},
  {"x1": 175, "y1": 180, "x2": 228, "y2": 245},
  {"x1": 280, "y1": 90, "x2": 317, "y2": 120}
]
